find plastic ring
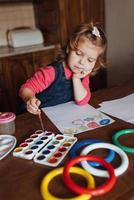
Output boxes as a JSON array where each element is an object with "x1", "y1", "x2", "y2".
[
  {"x1": 81, "y1": 143, "x2": 129, "y2": 177},
  {"x1": 63, "y1": 155, "x2": 116, "y2": 196},
  {"x1": 40, "y1": 166, "x2": 95, "y2": 200},
  {"x1": 112, "y1": 129, "x2": 134, "y2": 153},
  {"x1": 69, "y1": 139, "x2": 116, "y2": 167}
]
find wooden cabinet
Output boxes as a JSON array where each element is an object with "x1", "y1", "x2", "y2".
[
  {"x1": 0, "y1": 59, "x2": 9, "y2": 111},
  {"x1": 0, "y1": 47, "x2": 58, "y2": 113},
  {"x1": 34, "y1": 0, "x2": 104, "y2": 46},
  {"x1": 0, "y1": 0, "x2": 33, "y2": 3},
  {"x1": 34, "y1": 0, "x2": 60, "y2": 45},
  {"x1": 3, "y1": 54, "x2": 34, "y2": 113},
  {"x1": 58, "y1": 0, "x2": 105, "y2": 46},
  {"x1": 32, "y1": 48, "x2": 58, "y2": 69}
]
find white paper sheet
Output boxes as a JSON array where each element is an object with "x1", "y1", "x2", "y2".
[
  {"x1": 98, "y1": 93, "x2": 134, "y2": 124},
  {"x1": 42, "y1": 101, "x2": 114, "y2": 135}
]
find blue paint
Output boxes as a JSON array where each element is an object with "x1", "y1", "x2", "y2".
[
  {"x1": 42, "y1": 150, "x2": 50, "y2": 155},
  {"x1": 36, "y1": 140, "x2": 43, "y2": 145},
  {"x1": 41, "y1": 136, "x2": 48, "y2": 140},
  {"x1": 47, "y1": 145, "x2": 55, "y2": 149},
  {"x1": 31, "y1": 145, "x2": 38, "y2": 150},
  {"x1": 99, "y1": 119, "x2": 110, "y2": 125},
  {"x1": 37, "y1": 155, "x2": 46, "y2": 160}
]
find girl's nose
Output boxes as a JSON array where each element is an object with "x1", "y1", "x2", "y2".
[{"x1": 79, "y1": 56, "x2": 86, "y2": 65}]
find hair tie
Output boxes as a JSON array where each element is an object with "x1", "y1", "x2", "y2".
[{"x1": 92, "y1": 26, "x2": 101, "y2": 37}]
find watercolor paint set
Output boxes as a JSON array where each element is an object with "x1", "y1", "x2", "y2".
[
  {"x1": 34, "y1": 134, "x2": 77, "y2": 167},
  {"x1": 13, "y1": 130, "x2": 55, "y2": 160},
  {"x1": 13, "y1": 130, "x2": 77, "y2": 167}
]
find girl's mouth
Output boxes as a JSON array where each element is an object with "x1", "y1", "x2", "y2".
[{"x1": 74, "y1": 66, "x2": 84, "y2": 71}]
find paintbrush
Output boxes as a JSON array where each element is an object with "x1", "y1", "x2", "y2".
[{"x1": 38, "y1": 112, "x2": 45, "y2": 131}]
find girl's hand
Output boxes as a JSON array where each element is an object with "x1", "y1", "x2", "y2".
[
  {"x1": 26, "y1": 97, "x2": 41, "y2": 115},
  {"x1": 73, "y1": 69, "x2": 91, "y2": 79}
]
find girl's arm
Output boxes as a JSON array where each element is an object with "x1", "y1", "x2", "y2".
[
  {"x1": 19, "y1": 66, "x2": 55, "y2": 114},
  {"x1": 72, "y1": 73, "x2": 91, "y2": 105},
  {"x1": 20, "y1": 87, "x2": 35, "y2": 103},
  {"x1": 19, "y1": 66, "x2": 55, "y2": 95}
]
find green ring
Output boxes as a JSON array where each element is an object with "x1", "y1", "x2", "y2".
[{"x1": 112, "y1": 129, "x2": 134, "y2": 153}]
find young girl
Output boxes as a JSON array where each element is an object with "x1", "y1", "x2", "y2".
[{"x1": 19, "y1": 22, "x2": 107, "y2": 115}]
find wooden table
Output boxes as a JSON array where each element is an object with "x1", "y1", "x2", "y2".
[{"x1": 0, "y1": 81, "x2": 134, "y2": 200}]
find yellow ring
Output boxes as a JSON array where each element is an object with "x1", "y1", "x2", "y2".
[{"x1": 40, "y1": 166, "x2": 95, "y2": 200}]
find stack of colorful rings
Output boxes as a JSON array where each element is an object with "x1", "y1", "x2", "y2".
[
  {"x1": 112, "y1": 129, "x2": 134, "y2": 153},
  {"x1": 40, "y1": 155, "x2": 116, "y2": 200},
  {"x1": 69, "y1": 139, "x2": 116, "y2": 167},
  {"x1": 40, "y1": 129, "x2": 131, "y2": 199}
]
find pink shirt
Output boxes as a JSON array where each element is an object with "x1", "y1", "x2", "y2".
[{"x1": 19, "y1": 65, "x2": 91, "y2": 105}]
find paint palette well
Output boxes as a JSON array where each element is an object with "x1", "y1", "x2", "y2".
[
  {"x1": 34, "y1": 134, "x2": 77, "y2": 167},
  {"x1": 13, "y1": 130, "x2": 55, "y2": 160}
]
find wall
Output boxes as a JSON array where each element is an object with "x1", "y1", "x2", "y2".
[
  {"x1": 0, "y1": 3, "x2": 35, "y2": 46},
  {"x1": 105, "y1": 0, "x2": 134, "y2": 87}
]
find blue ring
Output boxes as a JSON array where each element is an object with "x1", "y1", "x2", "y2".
[{"x1": 69, "y1": 139, "x2": 116, "y2": 167}]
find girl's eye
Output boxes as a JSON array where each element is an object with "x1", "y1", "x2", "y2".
[
  {"x1": 75, "y1": 51, "x2": 82, "y2": 56},
  {"x1": 88, "y1": 59, "x2": 93, "y2": 63},
  {"x1": 88, "y1": 58, "x2": 96, "y2": 63}
]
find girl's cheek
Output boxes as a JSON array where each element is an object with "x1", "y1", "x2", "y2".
[
  {"x1": 85, "y1": 64, "x2": 94, "y2": 71},
  {"x1": 90, "y1": 62, "x2": 96, "y2": 69}
]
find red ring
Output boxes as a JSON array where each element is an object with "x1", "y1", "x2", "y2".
[{"x1": 63, "y1": 155, "x2": 116, "y2": 196}]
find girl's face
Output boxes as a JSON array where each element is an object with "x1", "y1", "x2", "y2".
[{"x1": 67, "y1": 37, "x2": 103, "y2": 74}]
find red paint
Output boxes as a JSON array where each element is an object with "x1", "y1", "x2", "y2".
[
  {"x1": 56, "y1": 136, "x2": 64, "y2": 140},
  {"x1": 59, "y1": 147, "x2": 66, "y2": 152},
  {"x1": 19, "y1": 143, "x2": 28, "y2": 147},
  {"x1": 54, "y1": 152, "x2": 62, "y2": 157},
  {"x1": 48, "y1": 157, "x2": 58, "y2": 163}
]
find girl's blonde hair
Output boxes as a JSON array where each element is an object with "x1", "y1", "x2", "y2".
[
  {"x1": 57, "y1": 22, "x2": 107, "y2": 75},
  {"x1": 69, "y1": 22, "x2": 107, "y2": 75}
]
